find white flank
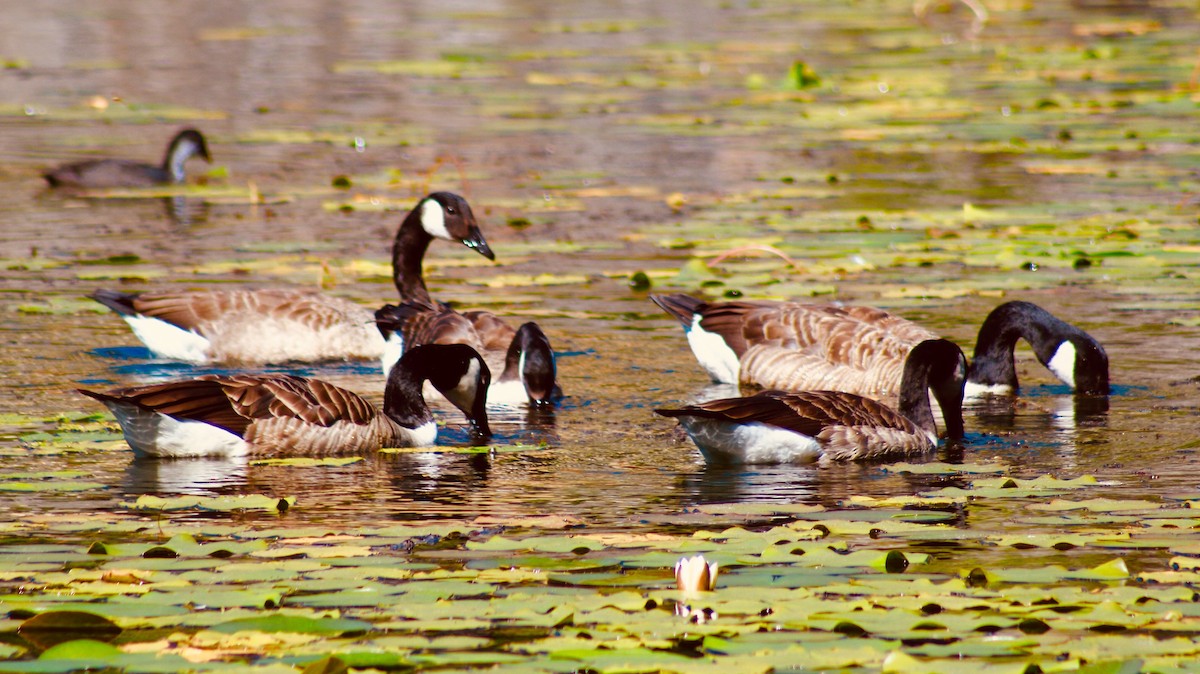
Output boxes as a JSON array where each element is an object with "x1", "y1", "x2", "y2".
[
  {"x1": 380, "y1": 332, "x2": 405, "y2": 376},
  {"x1": 677, "y1": 416, "x2": 822, "y2": 464},
  {"x1": 1046, "y1": 341, "x2": 1077, "y2": 387},
  {"x1": 685, "y1": 315, "x2": 740, "y2": 384},
  {"x1": 124, "y1": 315, "x2": 212, "y2": 363},
  {"x1": 420, "y1": 198, "x2": 451, "y2": 240},
  {"x1": 108, "y1": 403, "x2": 248, "y2": 458},
  {"x1": 963, "y1": 380, "x2": 1014, "y2": 400}
]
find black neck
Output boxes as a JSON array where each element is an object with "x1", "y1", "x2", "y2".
[
  {"x1": 381, "y1": 359, "x2": 432, "y2": 429},
  {"x1": 391, "y1": 207, "x2": 434, "y2": 305},
  {"x1": 899, "y1": 339, "x2": 966, "y2": 440}
]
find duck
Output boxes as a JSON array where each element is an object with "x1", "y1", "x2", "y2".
[
  {"x1": 650, "y1": 295, "x2": 1109, "y2": 399},
  {"x1": 44, "y1": 128, "x2": 211, "y2": 189},
  {"x1": 375, "y1": 302, "x2": 559, "y2": 406},
  {"x1": 89, "y1": 192, "x2": 494, "y2": 364},
  {"x1": 77, "y1": 343, "x2": 491, "y2": 458},
  {"x1": 655, "y1": 338, "x2": 967, "y2": 464}
]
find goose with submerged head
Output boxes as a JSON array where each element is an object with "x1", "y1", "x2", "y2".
[
  {"x1": 77, "y1": 343, "x2": 491, "y2": 458},
  {"x1": 89, "y1": 192, "x2": 494, "y2": 365},
  {"x1": 656, "y1": 338, "x2": 967, "y2": 465},
  {"x1": 44, "y1": 128, "x2": 211, "y2": 189},
  {"x1": 650, "y1": 295, "x2": 1108, "y2": 399},
  {"x1": 375, "y1": 301, "x2": 560, "y2": 406}
]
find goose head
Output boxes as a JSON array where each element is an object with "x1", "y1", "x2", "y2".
[
  {"x1": 164, "y1": 129, "x2": 211, "y2": 183},
  {"x1": 968, "y1": 301, "x2": 1109, "y2": 397},
  {"x1": 899, "y1": 339, "x2": 967, "y2": 441},
  {"x1": 419, "y1": 192, "x2": 494, "y2": 260},
  {"x1": 398, "y1": 343, "x2": 492, "y2": 438},
  {"x1": 506, "y1": 322, "x2": 559, "y2": 406}
]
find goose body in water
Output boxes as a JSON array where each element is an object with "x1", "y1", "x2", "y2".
[
  {"x1": 78, "y1": 343, "x2": 491, "y2": 458},
  {"x1": 656, "y1": 339, "x2": 967, "y2": 464},
  {"x1": 90, "y1": 192, "x2": 494, "y2": 364},
  {"x1": 44, "y1": 128, "x2": 211, "y2": 189},
  {"x1": 651, "y1": 295, "x2": 1108, "y2": 398},
  {"x1": 376, "y1": 302, "x2": 559, "y2": 406}
]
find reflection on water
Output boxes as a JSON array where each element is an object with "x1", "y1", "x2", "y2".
[{"x1": 123, "y1": 456, "x2": 249, "y2": 496}]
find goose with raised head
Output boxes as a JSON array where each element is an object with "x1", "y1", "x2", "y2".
[
  {"x1": 44, "y1": 128, "x2": 211, "y2": 189},
  {"x1": 651, "y1": 295, "x2": 1109, "y2": 398},
  {"x1": 89, "y1": 192, "x2": 494, "y2": 364},
  {"x1": 375, "y1": 302, "x2": 559, "y2": 406},
  {"x1": 655, "y1": 339, "x2": 967, "y2": 464},
  {"x1": 77, "y1": 343, "x2": 491, "y2": 459}
]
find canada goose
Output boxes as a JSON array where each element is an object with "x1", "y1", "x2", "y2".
[
  {"x1": 651, "y1": 295, "x2": 1109, "y2": 398},
  {"x1": 656, "y1": 339, "x2": 967, "y2": 464},
  {"x1": 375, "y1": 302, "x2": 559, "y2": 406},
  {"x1": 44, "y1": 129, "x2": 211, "y2": 189},
  {"x1": 77, "y1": 343, "x2": 491, "y2": 458},
  {"x1": 89, "y1": 192, "x2": 494, "y2": 364}
]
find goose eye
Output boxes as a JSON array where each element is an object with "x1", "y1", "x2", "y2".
[{"x1": 446, "y1": 207, "x2": 456, "y2": 214}]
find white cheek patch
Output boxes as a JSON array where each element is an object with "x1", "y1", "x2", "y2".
[
  {"x1": 685, "y1": 315, "x2": 740, "y2": 384},
  {"x1": 444, "y1": 358, "x2": 482, "y2": 413},
  {"x1": 380, "y1": 332, "x2": 405, "y2": 377},
  {"x1": 1046, "y1": 341, "x2": 1077, "y2": 388},
  {"x1": 124, "y1": 315, "x2": 211, "y2": 363},
  {"x1": 420, "y1": 199, "x2": 451, "y2": 240}
]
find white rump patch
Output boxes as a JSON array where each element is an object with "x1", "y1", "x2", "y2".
[
  {"x1": 1046, "y1": 341, "x2": 1076, "y2": 387},
  {"x1": 124, "y1": 315, "x2": 211, "y2": 363},
  {"x1": 963, "y1": 380, "x2": 1014, "y2": 400},
  {"x1": 686, "y1": 315, "x2": 740, "y2": 384},
  {"x1": 380, "y1": 332, "x2": 405, "y2": 376},
  {"x1": 420, "y1": 198, "x2": 451, "y2": 240},
  {"x1": 108, "y1": 403, "x2": 248, "y2": 458},
  {"x1": 676, "y1": 416, "x2": 821, "y2": 465}
]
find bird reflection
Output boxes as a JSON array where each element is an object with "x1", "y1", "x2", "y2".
[
  {"x1": 163, "y1": 195, "x2": 207, "y2": 226},
  {"x1": 123, "y1": 456, "x2": 249, "y2": 496}
]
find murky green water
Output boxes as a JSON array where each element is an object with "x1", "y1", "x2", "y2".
[{"x1": 2, "y1": 1, "x2": 1200, "y2": 668}]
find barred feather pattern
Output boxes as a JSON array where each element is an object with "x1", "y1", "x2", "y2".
[
  {"x1": 711, "y1": 303, "x2": 937, "y2": 396},
  {"x1": 120, "y1": 289, "x2": 384, "y2": 364}
]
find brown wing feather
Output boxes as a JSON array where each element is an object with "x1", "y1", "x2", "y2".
[
  {"x1": 377, "y1": 302, "x2": 487, "y2": 352},
  {"x1": 460, "y1": 310, "x2": 517, "y2": 353},
  {"x1": 699, "y1": 302, "x2": 938, "y2": 395},
  {"x1": 81, "y1": 379, "x2": 253, "y2": 435},
  {"x1": 659, "y1": 389, "x2": 918, "y2": 438},
  {"x1": 129, "y1": 289, "x2": 369, "y2": 333},
  {"x1": 209, "y1": 374, "x2": 377, "y2": 427}
]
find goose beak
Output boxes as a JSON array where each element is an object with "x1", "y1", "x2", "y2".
[{"x1": 462, "y1": 225, "x2": 495, "y2": 261}]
